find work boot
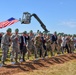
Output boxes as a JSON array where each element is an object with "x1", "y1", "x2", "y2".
[
  {"x1": 14, "y1": 60, "x2": 18, "y2": 65},
  {"x1": 11, "y1": 59, "x2": 13, "y2": 62},
  {"x1": 1, "y1": 61, "x2": 6, "y2": 66},
  {"x1": 15, "y1": 60, "x2": 18, "y2": 63},
  {"x1": 23, "y1": 59, "x2": 25, "y2": 62},
  {"x1": 1, "y1": 61, "x2": 4, "y2": 65},
  {"x1": 15, "y1": 58, "x2": 18, "y2": 63}
]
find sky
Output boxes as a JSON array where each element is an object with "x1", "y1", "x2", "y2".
[{"x1": 0, "y1": 0, "x2": 76, "y2": 34}]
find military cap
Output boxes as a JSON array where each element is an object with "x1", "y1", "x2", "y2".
[
  {"x1": 15, "y1": 28, "x2": 19, "y2": 32},
  {"x1": 30, "y1": 30, "x2": 33, "y2": 33},
  {"x1": 37, "y1": 30, "x2": 40, "y2": 33},
  {"x1": 23, "y1": 31, "x2": 27, "y2": 34},
  {"x1": 38, "y1": 31, "x2": 42, "y2": 34},
  {"x1": 7, "y1": 28, "x2": 12, "y2": 32},
  {"x1": 54, "y1": 31, "x2": 57, "y2": 34}
]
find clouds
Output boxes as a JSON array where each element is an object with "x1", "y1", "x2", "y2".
[{"x1": 59, "y1": 21, "x2": 76, "y2": 28}]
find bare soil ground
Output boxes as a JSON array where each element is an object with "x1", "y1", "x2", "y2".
[{"x1": 0, "y1": 53, "x2": 76, "y2": 75}]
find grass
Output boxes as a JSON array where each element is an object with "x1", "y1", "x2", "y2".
[
  {"x1": 0, "y1": 48, "x2": 76, "y2": 62},
  {"x1": 14, "y1": 60, "x2": 76, "y2": 75},
  {"x1": 0, "y1": 48, "x2": 76, "y2": 75}
]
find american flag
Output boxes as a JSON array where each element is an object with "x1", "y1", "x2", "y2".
[{"x1": 0, "y1": 17, "x2": 19, "y2": 28}]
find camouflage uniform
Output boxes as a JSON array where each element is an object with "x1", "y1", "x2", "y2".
[
  {"x1": 57, "y1": 35, "x2": 62, "y2": 54},
  {"x1": 27, "y1": 34, "x2": 35, "y2": 59},
  {"x1": 69, "y1": 36, "x2": 74, "y2": 53},
  {"x1": 1, "y1": 28, "x2": 12, "y2": 64},
  {"x1": 34, "y1": 34, "x2": 44, "y2": 58},
  {"x1": 46, "y1": 35, "x2": 52, "y2": 56},
  {"x1": 11, "y1": 34, "x2": 20, "y2": 62},
  {"x1": 11, "y1": 29, "x2": 20, "y2": 62},
  {"x1": 66, "y1": 36, "x2": 72, "y2": 53},
  {"x1": 43, "y1": 32, "x2": 47, "y2": 57}
]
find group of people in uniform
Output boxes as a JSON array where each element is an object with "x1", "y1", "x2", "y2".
[{"x1": 0, "y1": 28, "x2": 76, "y2": 66}]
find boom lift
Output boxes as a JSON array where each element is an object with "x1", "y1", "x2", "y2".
[{"x1": 19, "y1": 12, "x2": 49, "y2": 32}]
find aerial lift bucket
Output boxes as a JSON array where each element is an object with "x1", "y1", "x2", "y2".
[{"x1": 21, "y1": 12, "x2": 31, "y2": 24}]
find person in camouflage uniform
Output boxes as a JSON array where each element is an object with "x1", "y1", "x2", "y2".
[
  {"x1": 57, "y1": 35, "x2": 62, "y2": 55},
  {"x1": 26, "y1": 30, "x2": 35, "y2": 59},
  {"x1": 34, "y1": 32, "x2": 44, "y2": 59},
  {"x1": 42, "y1": 32, "x2": 48, "y2": 57},
  {"x1": 69, "y1": 35, "x2": 74, "y2": 53},
  {"x1": 65, "y1": 35, "x2": 72, "y2": 53},
  {"x1": 1, "y1": 28, "x2": 12, "y2": 65},
  {"x1": 46, "y1": 33, "x2": 53, "y2": 56},
  {"x1": 10, "y1": 29, "x2": 20, "y2": 63}
]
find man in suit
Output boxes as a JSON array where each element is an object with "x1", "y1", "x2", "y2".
[
  {"x1": 20, "y1": 31, "x2": 28, "y2": 62},
  {"x1": 51, "y1": 31, "x2": 58, "y2": 56},
  {"x1": 26, "y1": 30, "x2": 35, "y2": 59},
  {"x1": 51, "y1": 31, "x2": 57, "y2": 43}
]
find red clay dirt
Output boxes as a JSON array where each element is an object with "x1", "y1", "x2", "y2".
[{"x1": 0, "y1": 53, "x2": 76, "y2": 75}]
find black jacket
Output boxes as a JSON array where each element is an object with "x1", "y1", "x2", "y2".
[
  {"x1": 20, "y1": 36, "x2": 27, "y2": 50},
  {"x1": 51, "y1": 35, "x2": 57, "y2": 43}
]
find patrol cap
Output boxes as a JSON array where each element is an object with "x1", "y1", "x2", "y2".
[
  {"x1": 37, "y1": 30, "x2": 40, "y2": 33},
  {"x1": 54, "y1": 31, "x2": 57, "y2": 34},
  {"x1": 7, "y1": 28, "x2": 12, "y2": 32},
  {"x1": 38, "y1": 31, "x2": 42, "y2": 34},
  {"x1": 23, "y1": 31, "x2": 27, "y2": 34},
  {"x1": 30, "y1": 30, "x2": 33, "y2": 33},
  {"x1": 15, "y1": 28, "x2": 19, "y2": 32}
]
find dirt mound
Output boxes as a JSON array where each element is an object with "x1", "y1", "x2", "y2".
[{"x1": 0, "y1": 53, "x2": 76, "y2": 75}]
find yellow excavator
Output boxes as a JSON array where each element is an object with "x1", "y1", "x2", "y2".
[{"x1": 19, "y1": 12, "x2": 49, "y2": 32}]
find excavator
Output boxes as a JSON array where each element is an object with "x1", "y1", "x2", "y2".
[{"x1": 19, "y1": 12, "x2": 49, "y2": 32}]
